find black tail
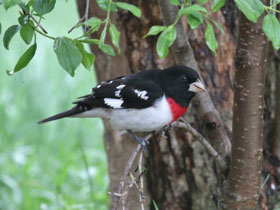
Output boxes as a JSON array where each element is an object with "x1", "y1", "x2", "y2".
[{"x1": 38, "y1": 107, "x2": 82, "y2": 124}]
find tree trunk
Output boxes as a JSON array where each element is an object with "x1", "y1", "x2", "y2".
[
  {"x1": 225, "y1": 8, "x2": 267, "y2": 209},
  {"x1": 76, "y1": 1, "x2": 234, "y2": 209}
]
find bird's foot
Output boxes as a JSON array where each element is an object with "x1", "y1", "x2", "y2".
[
  {"x1": 136, "y1": 136, "x2": 149, "y2": 151},
  {"x1": 127, "y1": 130, "x2": 149, "y2": 151}
]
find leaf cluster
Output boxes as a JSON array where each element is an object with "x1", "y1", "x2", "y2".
[
  {"x1": 2, "y1": 0, "x2": 280, "y2": 77},
  {"x1": 234, "y1": 0, "x2": 280, "y2": 50},
  {"x1": 1, "y1": 0, "x2": 141, "y2": 76},
  {"x1": 144, "y1": 0, "x2": 225, "y2": 57}
]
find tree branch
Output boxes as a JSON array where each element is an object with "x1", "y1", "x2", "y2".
[
  {"x1": 138, "y1": 151, "x2": 145, "y2": 210},
  {"x1": 19, "y1": 5, "x2": 48, "y2": 34},
  {"x1": 111, "y1": 134, "x2": 152, "y2": 210},
  {"x1": 173, "y1": 120, "x2": 227, "y2": 171},
  {"x1": 110, "y1": 117, "x2": 227, "y2": 210},
  {"x1": 85, "y1": 0, "x2": 90, "y2": 22},
  {"x1": 157, "y1": 0, "x2": 231, "y2": 159},
  {"x1": 68, "y1": 0, "x2": 90, "y2": 34},
  {"x1": 68, "y1": 16, "x2": 85, "y2": 34}
]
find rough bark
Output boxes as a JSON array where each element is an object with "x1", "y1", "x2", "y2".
[
  {"x1": 225, "y1": 10, "x2": 267, "y2": 209},
  {"x1": 76, "y1": 1, "x2": 235, "y2": 209}
]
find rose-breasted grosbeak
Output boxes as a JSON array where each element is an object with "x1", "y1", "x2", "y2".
[{"x1": 39, "y1": 65, "x2": 205, "y2": 147}]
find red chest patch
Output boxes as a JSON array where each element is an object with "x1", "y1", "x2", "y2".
[{"x1": 167, "y1": 97, "x2": 188, "y2": 122}]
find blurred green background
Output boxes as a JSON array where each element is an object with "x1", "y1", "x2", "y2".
[{"x1": 0, "y1": 1, "x2": 108, "y2": 210}]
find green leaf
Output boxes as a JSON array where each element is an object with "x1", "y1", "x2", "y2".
[
  {"x1": 75, "y1": 42, "x2": 95, "y2": 71},
  {"x1": 262, "y1": 14, "x2": 280, "y2": 50},
  {"x1": 2, "y1": 0, "x2": 21, "y2": 9},
  {"x1": 169, "y1": 0, "x2": 180, "y2": 6},
  {"x1": 100, "y1": 27, "x2": 107, "y2": 43},
  {"x1": 82, "y1": 52, "x2": 95, "y2": 70},
  {"x1": 187, "y1": 13, "x2": 204, "y2": 29},
  {"x1": 84, "y1": 17, "x2": 102, "y2": 32},
  {"x1": 18, "y1": 14, "x2": 29, "y2": 25},
  {"x1": 115, "y1": 2, "x2": 141, "y2": 18},
  {"x1": 53, "y1": 37, "x2": 82, "y2": 76},
  {"x1": 109, "y1": 23, "x2": 120, "y2": 53},
  {"x1": 211, "y1": 0, "x2": 225, "y2": 12},
  {"x1": 80, "y1": 39, "x2": 100, "y2": 45},
  {"x1": 234, "y1": 0, "x2": 264, "y2": 23},
  {"x1": 143, "y1": 25, "x2": 167, "y2": 38},
  {"x1": 205, "y1": 22, "x2": 218, "y2": 54},
  {"x1": 20, "y1": 21, "x2": 34, "y2": 44},
  {"x1": 179, "y1": 4, "x2": 208, "y2": 17},
  {"x1": 3, "y1": 25, "x2": 21, "y2": 50},
  {"x1": 156, "y1": 26, "x2": 177, "y2": 58},
  {"x1": 7, "y1": 43, "x2": 37, "y2": 75},
  {"x1": 212, "y1": 19, "x2": 224, "y2": 33},
  {"x1": 97, "y1": 0, "x2": 118, "y2": 11},
  {"x1": 32, "y1": 0, "x2": 56, "y2": 16},
  {"x1": 198, "y1": 0, "x2": 208, "y2": 4},
  {"x1": 0, "y1": 23, "x2": 2, "y2": 35},
  {"x1": 99, "y1": 42, "x2": 115, "y2": 56},
  {"x1": 70, "y1": 17, "x2": 102, "y2": 33}
]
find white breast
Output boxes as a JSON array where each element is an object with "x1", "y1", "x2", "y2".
[{"x1": 109, "y1": 96, "x2": 172, "y2": 132}]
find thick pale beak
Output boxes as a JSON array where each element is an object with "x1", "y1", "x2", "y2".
[{"x1": 188, "y1": 79, "x2": 206, "y2": 92}]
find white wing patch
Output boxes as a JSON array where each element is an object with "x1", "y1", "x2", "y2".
[
  {"x1": 101, "y1": 80, "x2": 113, "y2": 84},
  {"x1": 104, "y1": 98, "x2": 123, "y2": 108},
  {"x1": 134, "y1": 90, "x2": 149, "y2": 100},
  {"x1": 115, "y1": 84, "x2": 125, "y2": 97},
  {"x1": 116, "y1": 84, "x2": 125, "y2": 89},
  {"x1": 115, "y1": 90, "x2": 121, "y2": 97}
]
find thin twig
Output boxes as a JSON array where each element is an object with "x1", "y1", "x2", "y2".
[
  {"x1": 68, "y1": 0, "x2": 90, "y2": 34},
  {"x1": 125, "y1": 172, "x2": 145, "y2": 209},
  {"x1": 138, "y1": 151, "x2": 145, "y2": 210},
  {"x1": 121, "y1": 176, "x2": 133, "y2": 210},
  {"x1": 84, "y1": 0, "x2": 91, "y2": 32},
  {"x1": 111, "y1": 144, "x2": 142, "y2": 210},
  {"x1": 85, "y1": 0, "x2": 90, "y2": 22},
  {"x1": 127, "y1": 160, "x2": 145, "y2": 210},
  {"x1": 173, "y1": 120, "x2": 227, "y2": 171},
  {"x1": 110, "y1": 120, "x2": 226, "y2": 209},
  {"x1": 111, "y1": 134, "x2": 152, "y2": 210},
  {"x1": 19, "y1": 5, "x2": 48, "y2": 34},
  {"x1": 68, "y1": 16, "x2": 86, "y2": 34}
]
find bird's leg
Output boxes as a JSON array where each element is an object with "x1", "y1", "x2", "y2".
[{"x1": 127, "y1": 130, "x2": 149, "y2": 151}]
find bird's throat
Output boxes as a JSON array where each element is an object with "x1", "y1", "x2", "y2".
[{"x1": 167, "y1": 97, "x2": 187, "y2": 122}]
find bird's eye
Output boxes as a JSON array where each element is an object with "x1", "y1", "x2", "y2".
[{"x1": 180, "y1": 75, "x2": 188, "y2": 82}]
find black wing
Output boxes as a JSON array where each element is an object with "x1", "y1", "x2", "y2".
[
  {"x1": 38, "y1": 70, "x2": 163, "y2": 124},
  {"x1": 74, "y1": 70, "x2": 164, "y2": 110}
]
